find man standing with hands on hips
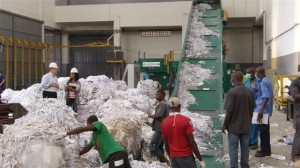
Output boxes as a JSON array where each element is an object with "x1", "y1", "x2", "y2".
[{"x1": 41, "y1": 62, "x2": 59, "y2": 98}]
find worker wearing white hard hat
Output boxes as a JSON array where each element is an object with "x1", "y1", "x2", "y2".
[
  {"x1": 65, "y1": 67, "x2": 81, "y2": 113},
  {"x1": 161, "y1": 97, "x2": 206, "y2": 168},
  {"x1": 41, "y1": 62, "x2": 59, "y2": 98}
]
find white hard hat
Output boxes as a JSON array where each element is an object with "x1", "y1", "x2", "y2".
[
  {"x1": 49, "y1": 62, "x2": 58, "y2": 69},
  {"x1": 168, "y1": 97, "x2": 181, "y2": 107},
  {"x1": 70, "y1": 68, "x2": 78, "y2": 73}
]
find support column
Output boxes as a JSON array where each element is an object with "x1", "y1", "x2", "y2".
[
  {"x1": 113, "y1": 16, "x2": 122, "y2": 80},
  {"x1": 62, "y1": 32, "x2": 69, "y2": 76},
  {"x1": 127, "y1": 64, "x2": 135, "y2": 88},
  {"x1": 114, "y1": 15, "x2": 121, "y2": 48}
]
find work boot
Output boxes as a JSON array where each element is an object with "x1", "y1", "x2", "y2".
[
  {"x1": 250, "y1": 145, "x2": 258, "y2": 150},
  {"x1": 255, "y1": 152, "x2": 271, "y2": 157}
]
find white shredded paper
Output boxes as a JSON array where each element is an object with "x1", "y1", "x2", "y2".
[{"x1": 185, "y1": 4, "x2": 219, "y2": 58}]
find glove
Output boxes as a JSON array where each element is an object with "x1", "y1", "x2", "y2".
[
  {"x1": 57, "y1": 132, "x2": 67, "y2": 138},
  {"x1": 142, "y1": 114, "x2": 148, "y2": 119},
  {"x1": 199, "y1": 160, "x2": 206, "y2": 168}
]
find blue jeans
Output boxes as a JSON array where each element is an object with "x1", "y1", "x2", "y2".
[
  {"x1": 67, "y1": 99, "x2": 77, "y2": 112},
  {"x1": 249, "y1": 124, "x2": 259, "y2": 146},
  {"x1": 228, "y1": 133, "x2": 250, "y2": 168}
]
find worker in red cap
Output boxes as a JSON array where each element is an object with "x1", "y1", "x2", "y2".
[{"x1": 161, "y1": 97, "x2": 206, "y2": 168}]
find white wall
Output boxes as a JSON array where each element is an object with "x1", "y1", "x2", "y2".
[
  {"x1": 121, "y1": 31, "x2": 182, "y2": 63},
  {"x1": 0, "y1": 0, "x2": 41, "y2": 19},
  {"x1": 62, "y1": 23, "x2": 113, "y2": 31},
  {"x1": 41, "y1": 0, "x2": 60, "y2": 28},
  {"x1": 0, "y1": 0, "x2": 59, "y2": 29},
  {"x1": 221, "y1": 0, "x2": 257, "y2": 18},
  {"x1": 55, "y1": 1, "x2": 192, "y2": 27},
  {"x1": 255, "y1": 0, "x2": 300, "y2": 73}
]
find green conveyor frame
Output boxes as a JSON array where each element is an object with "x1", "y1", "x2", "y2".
[{"x1": 172, "y1": 0, "x2": 224, "y2": 167}]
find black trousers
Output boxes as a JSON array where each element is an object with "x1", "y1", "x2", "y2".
[
  {"x1": 106, "y1": 151, "x2": 131, "y2": 168},
  {"x1": 169, "y1": 86, "x2": 174, "y2": 97},
  {"x1": 292, "y1": 115, "x2": 300, "y2": 161},
  {"x1": 259, "y1": 121, "x2": 271, "y2": 153},
  {"x1": 43, "y1": 91, "x2": 57, "y2": 99}
]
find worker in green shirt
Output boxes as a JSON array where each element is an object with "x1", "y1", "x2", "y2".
[{"x1": 60, "y1": 115, "x2": 131, "y2": 168}]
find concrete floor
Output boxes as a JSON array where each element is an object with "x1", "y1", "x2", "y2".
[{"x1": 224, "y1": 109, "x2": 295, "y2": 168}]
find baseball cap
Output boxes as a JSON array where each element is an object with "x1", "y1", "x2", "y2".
[{"x1": 168, "y1": 97, "x2": 181, "y2": 107}]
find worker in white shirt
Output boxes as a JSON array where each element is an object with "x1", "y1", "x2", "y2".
[{"x1": 41, "y1": 62, "x2": 59, "y2": 98}]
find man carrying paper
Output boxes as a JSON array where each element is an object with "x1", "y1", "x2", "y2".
[{"x1": 254, "y1": 66, "x2": 274, "y2": 157}]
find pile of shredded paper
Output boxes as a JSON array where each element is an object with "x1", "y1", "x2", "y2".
[
  {"x1": 137, "y1": 79, "x2": 161, "y2": 98},
  {"x1": 0, "y1": 74, "x2": 214, "y2": 167}
]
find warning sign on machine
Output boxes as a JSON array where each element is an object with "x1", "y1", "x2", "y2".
[{"x1": 142, "y1": 62, "x2": 160, "y2": 67}]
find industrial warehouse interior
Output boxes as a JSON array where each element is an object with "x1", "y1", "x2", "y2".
[{"x1": 0, "y1": 0, "x2": 299, "y2": 168}]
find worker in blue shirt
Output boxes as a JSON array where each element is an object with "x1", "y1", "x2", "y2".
[
  {"x1": 244, "y1": 67, "x2": 260, "y2": 150},
  {"x1": 143, "y1": 70, "x2": 150, "y2": 80},
  {"x1": 254, "y1": 66, "x2": 274, "y2": 157}
]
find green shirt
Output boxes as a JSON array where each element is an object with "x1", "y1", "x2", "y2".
[{"x1": 88, "y1": 121, "x2": 124, "y2": 163}]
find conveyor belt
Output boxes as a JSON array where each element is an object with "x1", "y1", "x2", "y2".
[{"x1": 172, "y1": 0, "x2": 224, "y2": 167}]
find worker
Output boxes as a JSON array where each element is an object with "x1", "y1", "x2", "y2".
[
  {"x1": 244, "y1": 67, "x2": 260, "y2": 150},
  {"x1": 254, "y1": 66, "x2": 273, "y2": 157},
  {"x1": 161, "y1": 97, "x2": 206, "y2": 168},
  {"x1": 168, "y1": 71, "x2": 176, "y2": 97},
  {"x1": 0, "y1": 71, "x2": 5, "y2": 94},
  {"x1": 41, "y1": 62, "x2": 59, "y2": 98},
  {"x1": 65, "y1": 68, "x2": 81, "y2": 113},
  {"x1": 59, "y1": 115, "x2": 131, "y2": 168},
  {"x1": 146, "y1": 89, "x2": 169, "y2": 164},
  {"x1": 222, "y1": 71, "x2": 256, "y2": 168},
  {"x1": 288, "y1": 64, "x2": 300, "y2": 168},
  {"x1": 143, "y1": 70, "x2": 150, "y2": 80}
]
